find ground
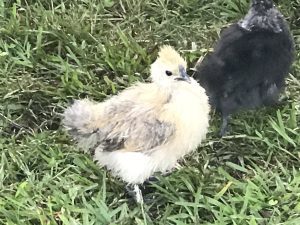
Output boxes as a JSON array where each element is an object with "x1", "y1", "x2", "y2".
[{"x1": 0, "y1": 0, "x2": 300, "y2": 224}]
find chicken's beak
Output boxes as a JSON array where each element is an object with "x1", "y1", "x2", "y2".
[{"x1": 176, "y1": 65, "x2": 191, "y2": 83}]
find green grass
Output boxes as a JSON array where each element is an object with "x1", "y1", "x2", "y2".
[{"x1": 0, "y1": 0, "x2": 299, "y2": 224}]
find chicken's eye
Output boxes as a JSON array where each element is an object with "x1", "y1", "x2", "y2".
[{"x1": 165, "y1": 70, "x2": 172, "y2": 76}]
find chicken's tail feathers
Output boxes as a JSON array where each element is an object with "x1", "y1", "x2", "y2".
[
  {"x1": 63, "y1": 99, "x2": 96, "y2": 132},
  {"x1": 63, "y1": 99, "x2": 102, "y2": 151}
]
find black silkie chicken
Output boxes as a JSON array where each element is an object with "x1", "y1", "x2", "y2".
[{"x1": 193, "y1": 0, "x2": 294, "y2": 136}]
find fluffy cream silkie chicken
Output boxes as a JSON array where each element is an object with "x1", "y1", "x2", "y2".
[{"x1": 63, "y1": 46, "x2": 210, "y2": 202}]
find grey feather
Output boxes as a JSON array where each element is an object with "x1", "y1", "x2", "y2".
[
  {"x1": 64, "y1": 99, "x2": 175, "y2": 154},
  {"x1": 238, "y1": 1, "x2": 285, "y2": 33},
  {"x1": 63, "y1": 100, "x2": 96, "y2": 133},
  {"x1": 92, "y1": 101, "x2": 175, "y2": 153}
]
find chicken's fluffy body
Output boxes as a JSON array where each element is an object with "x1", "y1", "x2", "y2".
[
  {"x1": 193, "y1": 0, "x2": 294, "y2": 135},
  {"x1": 63, "y1": 46, "x2": 210, "y2": 184}
]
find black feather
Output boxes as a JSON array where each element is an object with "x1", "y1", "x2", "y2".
[{"x1": 193, "y1": 0, "x2": 294, "y2": 136}]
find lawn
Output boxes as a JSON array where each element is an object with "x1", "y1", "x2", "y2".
[{"x1": 0, "y1": 0, "x2": 299, "y2": 224}]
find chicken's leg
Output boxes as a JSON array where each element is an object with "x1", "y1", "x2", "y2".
[
  {"x1": 125, "y1": 184, "x2": 143, "y2": 204},
  {"x1": 219, "y1": 114, "x2": 229, "y2": 137}
]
